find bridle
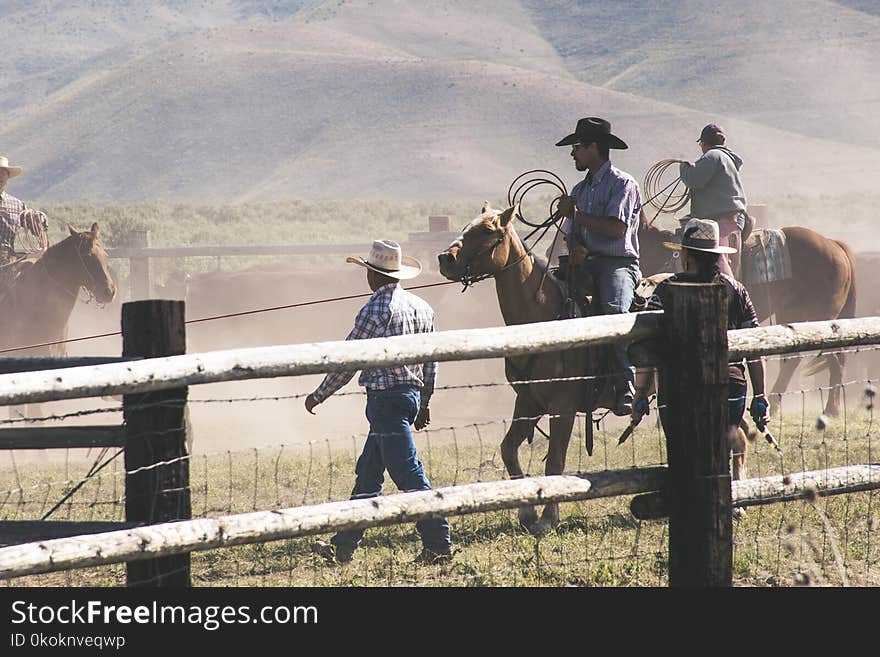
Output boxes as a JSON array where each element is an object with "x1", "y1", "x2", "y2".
[
  {"x1": 41, "y1": 236, "x2": 113, "y2": 306},
  {"x1": 453, "y1": 169, "x2": 570, "y2": 291},
  {"x1": 455, "y1": 221, "x2": 534, "y2": 291}
]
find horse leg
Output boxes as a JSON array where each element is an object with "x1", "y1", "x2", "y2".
[
  {"x1": 770, "y1": 357, "x2": 800, "y2": 414},
  {"x1": 824, "y1": 353, "x2": 845, "y2": 417},
  {"x1": 730, "y1": 425, "x2": 747, "y2": 481},
  {"x1": 532, "y1": 413, "x2": 576, "y2": 535},
  {"x1": 730, "y1": 426, "x2": 748, "y2": 519},
  {"x1": 500, "y1": 393, "x2": 540, "y2": 531}
]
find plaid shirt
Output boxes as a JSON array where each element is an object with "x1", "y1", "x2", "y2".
[
  {"x1": 562, "y1": 160, "x2": 642, "y2": 258},
  {"x1": 647, "y1": 271, "x2": 758, "y2": 382},
  {"x1": 0, "y1": 192, "x2": 29, "y2": 250},
  {"x1": 312, "y1": 282, "x2": 437, "y2": 408}
]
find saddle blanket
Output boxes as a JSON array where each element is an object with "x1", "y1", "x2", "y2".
[{"x1": 743, "y1": 228, "x2": 792, "y2": 286}]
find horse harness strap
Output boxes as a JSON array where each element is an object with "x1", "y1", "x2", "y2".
[{"x1": 460, "y1": 227, "x2": 533, "y2": 291}]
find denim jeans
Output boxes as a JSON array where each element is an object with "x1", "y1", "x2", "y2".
[
  {"x1": 330, "y1": 385, "x2": 451, "y2": 555},
  {"x1": 659, "y1": 380, "x2": 748, "y2": 434},
  {"x1": 580, "y1": 255, "x2": 641, "y2": 390}
]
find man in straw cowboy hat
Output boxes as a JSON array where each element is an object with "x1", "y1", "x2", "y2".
[
  {"x1": 630, "y1": 218, "x2": 768, "y2": 464},
  {"x1": 555, "y1": 117, "x2": 643, "y2": 416},
  {"x1": 678, "y1": 123, "x2": 752, "y2": 279},
  {"x1": 306, "y1": 239, "x2": 453, "y2": 565},
  {"x1": 0, "y1": 154, "x2": 49, "y2": 293}
]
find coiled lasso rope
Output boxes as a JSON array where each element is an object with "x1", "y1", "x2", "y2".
[
  {"x1": 506, "y1": 169, "x2": 570, "y2": 304},
  {"x1": 642, "y1": 159, "x2": 690, "y2": 227}
]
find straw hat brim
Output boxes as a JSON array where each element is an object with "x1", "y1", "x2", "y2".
[
  {"x1": 662, "y1": 241, "x2": 737, "y2": 255},
  {"x1": 346, "y1": 255, "x2": 422, "y2": 279},
  {"x1": 1, "y1": 166, "x2": 22, "y2": 178}
]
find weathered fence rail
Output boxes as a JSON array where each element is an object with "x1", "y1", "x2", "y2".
[
  {"x1": 108, "y1": 220, "x2": 460, "y2": 299},
  {"x1": 0, "y1": 311, "x2": 663, "y2": 405},
  {"x1": 0, "y1": 300, "x2": 190, "y2": 587},
  {"x1": 3, "y1": 313, "x2": 880, "y2": 407},
  {"x1": 1, "y1": 463, "x2": 875, "y2": 579},
  {"x1": 2, "y1": 290, "x2": 880, "y2": 586}
]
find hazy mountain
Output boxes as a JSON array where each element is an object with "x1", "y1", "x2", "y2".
[
  {"x1": 0, "y1": 0, "x2": 877, "y2": 204},
  {"x1": 522, "y1": 0, "x2": 880, "y2": 149}
]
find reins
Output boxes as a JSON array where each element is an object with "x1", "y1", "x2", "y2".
[
  {"x1": 29, "y1": 236, "x2": 111, "y2": 307},
  {"x1": 457, "y1": 169, "x2": 570, "y2": 292}
]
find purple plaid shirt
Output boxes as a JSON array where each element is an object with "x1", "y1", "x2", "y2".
[
  {"x1": 562, "y1": 160, "x2": 641, "y2": 258},
  {"x1": 312, "y1": 282, "x2": 437, "y2": 408},
  {"x1": 0, "y1": 192, "x2": 29, "y2": 250}
]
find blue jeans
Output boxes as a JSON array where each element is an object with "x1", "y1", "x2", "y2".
[
  {"x1": 659, "y1": 380, "x2": 748, "y2": 433},
  {"x1": 331, "y1": 385, "x2": 451, "y2": 555},
  {"x1": 580, "y1": 255, "x2": 641, "y2": 390}
]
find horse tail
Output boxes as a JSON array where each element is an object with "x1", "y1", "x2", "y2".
[
  {"x1": 803, "y1": 240, "x2": 857, "y2": 378},
  {"x1": 834, "y1": 239, "x2": 857, "y2": 320}
]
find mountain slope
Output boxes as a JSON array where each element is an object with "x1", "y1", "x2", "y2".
[
  {"x1": 0, "y1": 0, "x2": 877, "y2": 203},
  {"x1": 521, "y1": 0, "x2": 880, "y2": 148}
]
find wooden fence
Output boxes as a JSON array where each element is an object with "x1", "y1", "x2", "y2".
[
  {"x1": 108, "y1": 217, "x2": 460, "y2": 299},
  {"x1": 0, "y1": 301, "x2": 191, "y2": 587},
  {"x1": 1, "y1": 286, "x2": 880, "y2": 586}
]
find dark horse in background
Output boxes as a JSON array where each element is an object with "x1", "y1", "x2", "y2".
[
  {"x1": 0, "y1": 223, "x2": 116, "y2": 415},
  {"x1": 638, "y1": 216, "x2": 856, "y2": 416},
  {"x1": 1, "y1": 222, "x2": 117, "y2": 356}
]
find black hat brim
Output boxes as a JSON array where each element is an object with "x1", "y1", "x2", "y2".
[{"x1": 555, "y1": 133, "x2": 628, "y2": 149}]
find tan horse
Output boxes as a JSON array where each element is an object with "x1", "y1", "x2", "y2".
[
  {"x1": 1, "y1": 222, "x2": 116, "y2": 358},
  {"x1": 639, "y1": 217, "x2": 856, "y2": 416},
  {"x1": 437, "y1": 202, "x2": 614, "y2": 534}
]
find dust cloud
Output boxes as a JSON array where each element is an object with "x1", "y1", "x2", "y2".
[{"x1": 50, "y1": 256, "x2": 523, "y2": 458}]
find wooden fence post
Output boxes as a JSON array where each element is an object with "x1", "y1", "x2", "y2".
[
  {"x1": 122, "y1": 300, "x2": 190, "y2": 587},
  {"x1": 660, "y1": 281, "x2": 732, "y2": 587},
  {"x1": 129, "y1": 230, "x2": 153, "y2": 300}
]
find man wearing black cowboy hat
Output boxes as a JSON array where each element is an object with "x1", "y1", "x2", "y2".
[{"x1": 555, "y1": 117, "x2": 643, "y2": 416}]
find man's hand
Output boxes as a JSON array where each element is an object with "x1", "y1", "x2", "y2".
[
  {"x1": 630, "y1": 394, "x2": 650, "y2": 423},
  {"x1": 304, "y1": 394, "x2": 320, "y2": 415},
  {"x1": 749, "y1": 395, "x2": 769, "y2": 428},
  {"x1": 414, "y1": 407, "x2": 431, "y2": 430},
  {"x1": 556, "y1": 195, "x2": 575, "y2": 219}
]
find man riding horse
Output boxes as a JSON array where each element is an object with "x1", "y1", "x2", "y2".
[
  {"x1": 0, "y1": 154, "x2": 49, "y2": 296},
  {"x1": 555, "y1": 117, "x2": 642, "y2": 416},
  {"x1": 678, "y1": 124, "x2": 753, "y2": 279}
]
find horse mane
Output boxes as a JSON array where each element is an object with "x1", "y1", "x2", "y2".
[{"x1": 41, "y1": 231, "x2": 83, "y2": 260}]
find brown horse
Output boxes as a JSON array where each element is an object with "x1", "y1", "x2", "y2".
[
  {"x1": 0, "y1": 222, "x2": 117, "y2": 358},
  {"x1": 437, "y1": 202, "x2": 614, "y2": 534},
  {"x1": 638, "y1": 217, "x2": 856, "y2": 416}
]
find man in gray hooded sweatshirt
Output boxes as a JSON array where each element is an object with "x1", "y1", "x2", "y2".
[{"x1": 679, "y1": 124, "x2": 750, "y2": 279}]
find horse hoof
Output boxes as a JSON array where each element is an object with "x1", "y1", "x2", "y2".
[
  {"x1": 518, "y1": 507, "x2": 539, "y2": 532},
  {"x1": 733, "y1": 506, "x2": 747, "y2": 521},
  {"x1": 529, "y1": 519, "x2": 554, "y2": 537}
]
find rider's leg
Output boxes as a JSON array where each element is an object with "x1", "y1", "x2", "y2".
[{"x1": 593, "y1": 257, "x2": 641, "y2": 414}]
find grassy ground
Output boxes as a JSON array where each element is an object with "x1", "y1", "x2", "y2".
[{"x1": 1, "y1": 405, "x2": 876, "y2": 588}]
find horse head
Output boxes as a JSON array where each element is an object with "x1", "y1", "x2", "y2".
[
  {"x1": 437, "y1": 201, "x2": 520, "y2": 285},
  {"x1": 638, "y1": 209, "x2": 681, "y2": 277},
  {"x1": 65, "y1": 222, "x2": 117, "y2": 304}
]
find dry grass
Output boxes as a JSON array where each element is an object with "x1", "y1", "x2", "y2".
[{"x1": 1, "y1": 406, "x2": 876, "y2": 588}]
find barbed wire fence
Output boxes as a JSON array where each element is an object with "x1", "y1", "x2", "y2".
[{"x1": 0, "y1": 342, "x2": 876, "y2": 587}]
